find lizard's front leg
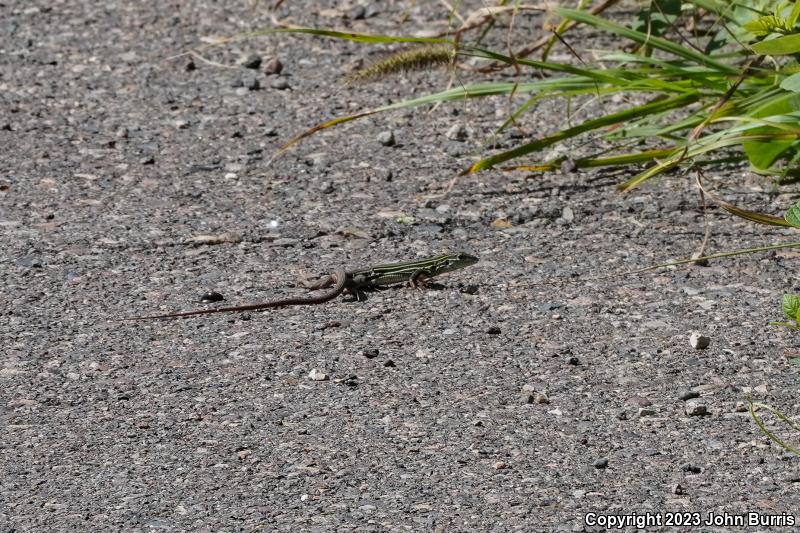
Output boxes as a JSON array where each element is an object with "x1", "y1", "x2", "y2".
[{"x1": 408, "y1": 269, "x2": 432, "y2": 289}]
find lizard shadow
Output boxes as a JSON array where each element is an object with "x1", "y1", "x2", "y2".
[{"x1": 343, "y1": 282, "x2": 451, "y2": 302}]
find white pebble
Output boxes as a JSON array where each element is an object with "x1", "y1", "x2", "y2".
[{"x1": 689, "y1": 332, "x2": 710, "y2": 349}]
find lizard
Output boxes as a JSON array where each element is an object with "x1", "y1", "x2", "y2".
[{"x1": 125, "y1": 251, "x2": 479, "y2": 320}]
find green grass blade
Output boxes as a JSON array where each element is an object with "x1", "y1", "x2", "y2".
[
  {"x1": 464, "y1": 93, "x2": 699, "y2": 175},
  {"x1": 276, "y1": 79, "x2": 600, "y2": 157},
  {"x1": 554, "y1": 7, "x2": 740, "y2": 74},
  {"x1": 242, "y1": 26, "x2": 453, "y2": 46},
  {"x1": 618, "y1": 131, "x2": 800, "y2": 191},
  {"x1": 750, "y1": 401, "x2": 800, "y2": 457}
]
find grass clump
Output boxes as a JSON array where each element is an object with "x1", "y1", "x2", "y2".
[{"x1": 248, "y1": 2, "x2": 800, "y2": 192}]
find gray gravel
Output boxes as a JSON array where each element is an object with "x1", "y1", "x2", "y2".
[{"x1": 3, "y1": 1, "x2": 800, "y2": 531}]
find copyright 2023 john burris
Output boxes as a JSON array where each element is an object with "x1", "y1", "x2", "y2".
[{"x1": 584, "y1": 510, "x2": 796, "y2": 529}]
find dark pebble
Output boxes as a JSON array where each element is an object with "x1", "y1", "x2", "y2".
[
  {"x1": 681, "y1": 463, "x2": 702, "y2": 474},
  {"x1": 200, "y1": 291, "x2": 224, "y2": 303},
  {"x1": 362, "y1": 348, "x2": 379, "y2": 359},
  {"x1": 567, "y1": 357, "x2": 579, "y2": 366},
  {"x1": 15, "y1": 254, "x2": 43, "y2": 268},
  {"x1": 487, "y1": 326, "x2": 501, "y2": 335},
  {"x1": 678, "y1": 389, "x2": 700, "y2": 401},
  {"x1": 383, "y1": 359, "x2": 395, "y2": 367},
  {"x1": 593, "y1": 457, "x2": 609, "y2": 469}
]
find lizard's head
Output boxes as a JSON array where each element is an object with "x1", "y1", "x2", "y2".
[{"x1": 444, "y1": 251, "x2": 479, "y2": 271}]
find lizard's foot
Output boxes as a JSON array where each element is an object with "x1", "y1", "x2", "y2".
[{"x1": 407, "y1": 273, "x2": 431, "y2": 289}]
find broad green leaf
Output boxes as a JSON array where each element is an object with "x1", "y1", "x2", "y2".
[
  {"x1": 785, "y1": 199, "x2": 800, "y2": 227},
  {"x1": 743, "y1": 131, "x2": 796, "y2": 169},
  {"x1": 782, "y1": 294, "x2": 800, "y2": 322},
  {"x1": 780, "y1": 72, "x2": 800, "y2": 92},
  {"x1": 748, "y1": 92, "x2": 800, "y2": 118},
  {"x1": 752, "y1": 33, "x2": 800, "y2": 55}
]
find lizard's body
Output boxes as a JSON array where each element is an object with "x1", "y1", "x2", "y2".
[{"x1": 126, "y1": 251, "x2": 478, "y2": 320}]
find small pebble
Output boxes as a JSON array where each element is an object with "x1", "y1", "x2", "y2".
[
  {"x1": 199, "y1": 291, "x2": 224, "y2": 303},
  {"x1": 521, "y1": 393, "x2": 535, "y2": 405},
  {"x1": 308, "y1": 369, "x2": 329, "y2": 381},
  {"x1": 272, "y1": 237, "x2": 299, "y2": 247},
  {"x1": 685, "y1": 402, "x2": 708, "y2": 416},
  {"x1": 567, "y1": 357, "x2": 579, "y2": 366},
  {"x1": 349, "y1": 5, "x2": 366, "y2": 19},
  {"x1": 245, "y1": 77, "x2": 260, "y2": 91},
  {"x1": 263, "y1": 57, "x2": 283, "y2": 75},
  {"x1": 377, "y1": 131, "x2": 395, "y2": 146},
  {"x1": 734, "y1": 401, "x2": 748, "y2": 413},
  {"x1": 785, "y1": 471, "x2": 800, "y2": 483},
  {"x1": 689, "y1": 332, "x2": 710, "y2": 349},
  {"x1": 631, "y1": 396, "x2": 652, "y2": 407},
  {"x1": 486, "y1": 326, "x2": 501, "y2": 335},
  {"x1": 560, "y1": 158, "x2": 577, "y2": 174},
  {"x1": 362, "y1": 348, "x2": 379, "y2": 359},
  {"x1": 592, "y1": 457, "x2": 608, "y2": 469},
  {"x1": 264, "y1": 126, "x2": 278, "y2": 137},
  {"x1": 445, "y1": 123, "x2": 469, "y2": 141},
  {"x1": 271, "y1": 77, "x2": 290, "y2": 90},
  {"x1": 383, "y1": 359, "x2": 395, "y2": 367},
  {"x1": 638, "y1": 407, "x2": 656, "y2": 417},
  {"x1": 492, "y1": 461, "x2": 507, "y2": 470},
  {"x1": 678, "y1": 389, "x2": 700, "y2": 401},
  {"x1": 561, "y1": 206, "x2": 575, "y2": 222},
  {"x1": 534, "y1": 392, "x2": 550, "y2": 405},
  {"x1": 681, "y1": 463, "x2": 702, "y2": 474},
  {"x1": 238, "y1": 53, "x2": 262, "y2": 69},
  {"x1": 671, "y1": 483, "x2": 684, "y2": 495},
  {"x1": 185, "y1": 60, "x2": 196, "y2": 72}
]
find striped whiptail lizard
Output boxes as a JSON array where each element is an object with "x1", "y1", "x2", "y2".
[{"x1": 126, "y1": 251, "x2": 479, "y2": 320}]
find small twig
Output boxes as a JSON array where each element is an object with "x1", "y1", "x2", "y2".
[{"x1": 692, "y1": 170, "x2": 712, "y2": 263}]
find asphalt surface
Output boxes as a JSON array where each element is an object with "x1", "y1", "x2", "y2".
[{"x1": 3, "y1": 1, "x2": 800, "y2": 531}]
